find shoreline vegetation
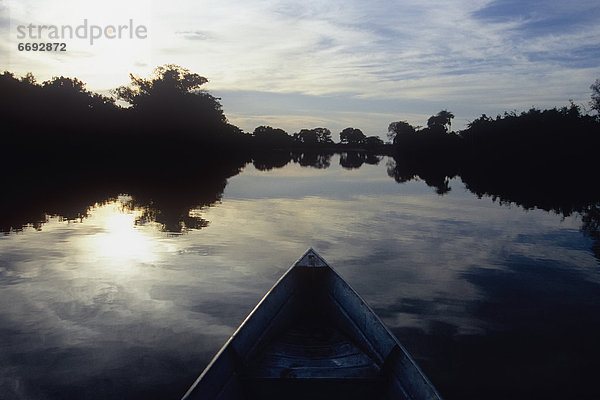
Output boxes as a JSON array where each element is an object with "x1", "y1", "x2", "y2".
[{"x1": 2, "y1": 65, "x2": 599, "y2": 257}]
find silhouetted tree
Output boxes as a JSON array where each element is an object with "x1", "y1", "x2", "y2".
[
  {"x1": 252, "y1": 125, "x2": 293, "y2": 147},
  {"x1": 362, "y1": 136, "x2": 384, "y2": 146},
  {"x1": 1, "y1": 71, "x2": 117, "y2": 134},
  {"x1": 20, "y1": 72, "x2": 37, "y2": 85},
  {"x1": 1, "y1": 71, "x2": 37, "y2": 123},
  {"x1": 113, "y1": 64, "x2": 209, "y2": 108},
  {"x1": 460, "y1": 105, "x2": 593, "y2": 160},
  {"x1": 41, "y1": 75, "x2": 116, "y2": 115},
  {"x1": 465, "y1": 114, "x2": 492, "y2": 130},
  {"x1": 43, "y1": 75, "x2": 87, "y2": 92},
  {"x1": 112, "y1": 64, "x2": 227, "y2": 137},
  {"x1": 293, "y1": 128, "x2": 333, "y2": 145},
  {"x1": 388, "y1": 121, "x2": 416, "y2": 144},
  {"x1": 339, "y1": 127, "x2": 366, "y2": 144},
  {"x1": 426, "y1": 109, "x2": 454, "y2": 133},
  {"x1": 591, "y1": 79, "x2": 600, "y2": 115}
]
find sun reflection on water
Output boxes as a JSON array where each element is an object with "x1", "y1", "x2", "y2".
[{"x1": 82, "y1": 197, "x2": 158, "y2": 267}]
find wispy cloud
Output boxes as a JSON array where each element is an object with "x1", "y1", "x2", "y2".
[
  {"x1": 175, "y1": 30, "x2": 212, "y2": 41},
  {"x1": 3, "y1": 0, "x2": 599, "y2": 131}
]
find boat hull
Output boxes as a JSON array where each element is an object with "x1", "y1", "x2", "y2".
[{"x1": 182, "y1": 249, "x2": 442, "y2": 400}]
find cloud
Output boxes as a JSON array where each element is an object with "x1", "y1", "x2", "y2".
[
  {"x1": 3, "y1": 0, "x2": 600, "y2": 132},
  {"x1": 0, "y1": 2, "x2": 10, "y2": 29},
  {"x1": 216, "y1": 89, "x2": 450, "y2": 135},
  {"x1": 175, "y1": 30, "x2": 212, "y2": 41},
  {"x1": 470, "y1": 0, "x2": 600, "y2": 69}
]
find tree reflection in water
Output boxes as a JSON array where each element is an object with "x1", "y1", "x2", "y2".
[
  {"x1": 0, "y1": 155, "x2": 247, "y2": 234},
  {"x1": 2, "y1": 151, "x2": 599, "y2": 261}
]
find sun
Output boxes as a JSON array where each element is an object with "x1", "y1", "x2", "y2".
[{"x1": 7, "y1": 0, "x2": 154, "y2": 90}]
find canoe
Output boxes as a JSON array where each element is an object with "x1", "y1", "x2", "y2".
[{"x1": 182, "y1": 249, "x2": 442, "y2": 400}]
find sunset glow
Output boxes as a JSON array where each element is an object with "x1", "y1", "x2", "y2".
[{"x1": 3, "y1": 0, "x2": 599, "y2": 134}]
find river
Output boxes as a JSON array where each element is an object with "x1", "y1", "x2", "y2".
[{"x1": 1, "y1": 154, "x2": 599, "y2": 399}]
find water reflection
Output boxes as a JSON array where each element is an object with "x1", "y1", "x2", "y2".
[
  {"x1": 582, "y1": 204, "x2": 600, "y2": 259},
  {"x1": 0, "y1": 156, "x2": 245, "y2": 234},
  {"x1": 1, "y1": 154, "x2": 600, "y2": 399},
  {"x1": 80, "y1": 198, "x2": 158, "y2": 266},
  {"x1": 294, "y1": 150, "x2": 333, "y2": 169},
  {"x1": 340, "y1": 151, "x2": 383, "y2": 169},
  {"x1": 387, "y1": 157, "x2": 454, "y2": 195},
  {"x1": 4, "y1": 150, "x2": 599, "y2": 260}
]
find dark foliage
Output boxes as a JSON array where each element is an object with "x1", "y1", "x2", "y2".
[
  {"x1": 339, "y1": 151, "x2": 367, "y2": 169},
  {"x1": 293, "y1": 127, "x2": 333, "y2": 145},
  {"x1": 388, "y1": 112, "x2": 461, "y2": 195},
  {"x1": 1, "y1": 67, "x2": 250, "y2": 233},
  {"x1": 1, "y1": 70, "x2": 118, "y2": 134},
  {"x1": 252, "y1": 150, "x2": 293, "y2": 171},
  {"x1": 339, "y1": 127, "x2": 366, "y2": 145},
  {"x1": 252, "y1": 126, "x2": 294, "y2": 148},
  {"x1": 362, "y1": 136, "x2": 385, "y2": 147},
  {"x1": 388, "y1": 105, "x2": 600, "y2": 258},
  {"x1": 426, "y1": 110, "x2": 454, "y2": 132},
  {"x1": 389, "y1": 105, "x2": 600, "y2": 203},
  {"x1": 111, "y1": 65, "x2": 245, "y2": 144},
  {"x1": 388, "y1": 120, "x2": 417, "y2": 144},
  {"x1": 591, "y1": 79, "x2": 600, "y2": 115},
  {"x1": 292, "y1": 151, "x2": 333, "y2": 169},
  {"x1": 459, "y1": 104, "x2": 600, "y2": 208}
]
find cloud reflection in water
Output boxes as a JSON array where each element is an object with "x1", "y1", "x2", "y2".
[{"x1": 0, "y1": 157, "x2": 598, "y2": 399}]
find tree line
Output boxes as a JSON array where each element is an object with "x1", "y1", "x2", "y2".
[
  {"x1": 3, "y1": 64, "x2": 599, "y2": 155},
  {"x1": 2, "y1": 65, "x2": 600, "y2": 244},
  {"x1": 0, "y1": 65, "x2": 386, "y2": 154}
]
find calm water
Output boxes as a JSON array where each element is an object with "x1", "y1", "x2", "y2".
[{"x1": 1, "y1": 155, "x2": 599, "y2": 399}]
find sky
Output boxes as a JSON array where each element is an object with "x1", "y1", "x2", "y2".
[{"x1": 2, "y1": 0, "x2": 599, "y2": 138}]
